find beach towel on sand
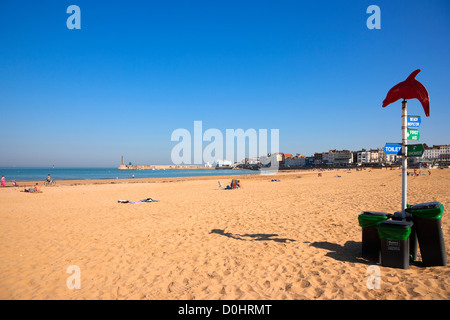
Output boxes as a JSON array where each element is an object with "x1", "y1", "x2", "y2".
[
  {"x1": 118, "y1": 198, "x2": 159, "y2": 204},
  {"x1": 225, "y1": 179, "x2": 239, "y2": 190}
]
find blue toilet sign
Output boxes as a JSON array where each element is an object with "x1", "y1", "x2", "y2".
[{"x1": 384, "y1": 143, "x2": 403, "y2": 155}]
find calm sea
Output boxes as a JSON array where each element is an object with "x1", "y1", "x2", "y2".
[{"x1": 0, "y1": 167, "x2": 259, "y2": 182}]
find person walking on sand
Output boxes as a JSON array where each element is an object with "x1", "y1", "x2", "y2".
[{"x1": 1, "y1": 175, "x2": 5, "y2": 187}]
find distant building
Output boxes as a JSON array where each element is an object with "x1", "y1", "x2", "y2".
[
  {"x1": 322, "y1": 152, "x2": 329, "y2": 165},
  {"x1": 314, "y1": 152, "x2": 323, "y2": 165},
  {"x1": 215, "y1": 160, "x2": 233, "y2": 167},
  {"x1": 376, "y1": 148, "x2": 385, "y2": 164},
  {"x1": 333, "y1": 150, "x2": 353, "y2": 166},
  {"x1": 354, "y1": 148, "x2": 382, "y2": 165},
  {"x1": 284, "y1": 157, "x2": 306, "y2": 167},
  {"x1": 328, "y1": 150, "x2": 336, "y2": 165},
  {"x1": 224, "y1": 143, "x2": 449, "y2": 170},
  {"x1": 385, "y1": 154, "x2": 399, "y2": 164},
  {"x1": 421, "y1": 144, "x2": 450, "y2": 162},
  {"x1": 423, "y1": 145, "x2": 440, "y2": 161},
  {"x1": 305, "y1": 157, "x2": 315, "y2": 167}
]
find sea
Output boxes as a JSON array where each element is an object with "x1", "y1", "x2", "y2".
[{"x1": 0, "y1": 167, "x2": 260, "y2": 182}]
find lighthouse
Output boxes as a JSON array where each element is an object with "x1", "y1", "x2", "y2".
[{"x1": 118, "y1": 155, "x2": 127, "y2": 170}]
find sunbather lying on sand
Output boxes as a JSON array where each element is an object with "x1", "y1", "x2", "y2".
[{"x1": 118, "y1": 198, "x2": 159, "y2": 204}]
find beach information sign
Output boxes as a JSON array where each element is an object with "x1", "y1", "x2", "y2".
[
  {"x1": 406, "y1": 144, "x2": 425, "y2": 157},
  {"x1": 407, "y1": 116, "x2": 421, "y2": 127},
  {"x1": 384, "y1": 143, "x2": 403, "y2": 155},
  {"x1": 382, "y1": 69, "x2": 430, "y2": 211},
  {"x1": 406, "y1": 129, "x2": 420, "y2": 141}
]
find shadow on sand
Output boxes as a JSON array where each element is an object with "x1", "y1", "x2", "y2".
[
  {"x1": 309, "y1": 241, "x2": 373, "y2": 265},
  {"x1": 210, "y1": 229, "x2": 296, "y2": 243}
]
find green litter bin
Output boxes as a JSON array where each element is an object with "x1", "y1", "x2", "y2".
[
  {"x1": 358, "y1": 211, "x2": 390, "y2": 262},
  {"x1": 377, "y1": 220, "x2": 413, "y2": 269},
  {"x1": 405, "y1": 202, "x2": 446, "y2": 266}
]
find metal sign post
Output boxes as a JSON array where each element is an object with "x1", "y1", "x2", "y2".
[{"x1": 401, "y1": 100, "x2": 408, "y2": 213}]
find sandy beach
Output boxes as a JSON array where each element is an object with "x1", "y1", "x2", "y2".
[{"x1": 0, "y1": 168, "x2": 449, "y2": 300}]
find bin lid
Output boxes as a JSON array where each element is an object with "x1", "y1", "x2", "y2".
[
  {"x1": 406, "y1": 202, "x2": 441, "y2": 210},
  {"x1": 377, "y1": 220, "x2": 413, "y2": 240},
  {"x1": 391, "y1": 211, "x2": 405, "y2": 221},
  {"x1": 358, "y1": 212, "x2": 389, "y2": 228},
  {"x1": 361, "y1": 211, "x2": 390, "y2": 216},
  {"x1": 405, "y1": 202, "x2": 444, "y2": 220}
]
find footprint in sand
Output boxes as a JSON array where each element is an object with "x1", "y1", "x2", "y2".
[{"x1": 300, "y1": 280, "x2": 311, "y2": 288}]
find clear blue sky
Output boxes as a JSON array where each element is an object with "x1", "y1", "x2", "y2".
[{"x1": 0, "y1": 0, "x2": 449, "y2": 167}]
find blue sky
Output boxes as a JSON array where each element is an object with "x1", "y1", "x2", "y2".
[{"x1": 0, "y1": 0, "x2": 449, "y2": 167}]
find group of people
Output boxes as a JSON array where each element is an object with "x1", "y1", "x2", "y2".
[
  {"x1": 0, "y1": 174, "x2": 53, "y2": 190},
  {"x1": 23, "y1": 173, "x2": 53, "y2": 192},
  {"x1": 25, "y1": 174, "x2": 53, "y2": 191},
  {"x1": 24, "y1": 183, "x2": 41, "y2": 193},
  {"x1": 411, "y1": 169, "x2": 432, "y2": 176},
  {"x1": 1, "y1": 175, "x2": 19, "y2": 187}
]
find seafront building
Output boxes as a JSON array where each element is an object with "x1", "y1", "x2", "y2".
[
  {"x1": 278, "y1": 144, "x2": 450, "y2": 168},
  {"x1": 118, "y1": 144, "x2": 450, "y2": 170},
  {"x1": 422, "y1": 144, "x2": 450, "y2": 162}
]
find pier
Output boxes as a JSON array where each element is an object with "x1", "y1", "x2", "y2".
[{"x1": 118, "y1": 156, "x2": 216, "y2": 170}]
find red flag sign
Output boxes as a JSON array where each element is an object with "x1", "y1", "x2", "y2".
[{"x1": 382, "y1": 69, "x2": 430, "y2": 117}]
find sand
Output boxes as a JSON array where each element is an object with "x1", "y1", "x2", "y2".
[{"x1": 0, "y1": 168, "x2": 449, "y2": 300}]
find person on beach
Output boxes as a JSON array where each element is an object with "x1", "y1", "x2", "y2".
[
  {"x1": 1, "y1": 175, "x2": 5, "y2": 187},
  {"x1": 34, "y1": 183, "x2": 40, "y2": 192},
  {"x1": 46, "y1": 174, "x2": 54, "y2": 184}
]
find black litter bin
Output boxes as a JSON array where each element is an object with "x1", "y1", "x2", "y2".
[
  {"x1": 377, "y1": 220, "x2": 413, "y2": 269},
  {"x1": 358, "y1": 211, "x2": 390, "y2": 262},
  {"x1": 405, "y1": 202, "x2": 446, "y2": 266},
  {"x1": 392, "y1": 211, "x2": 418, "y2": 262}
]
